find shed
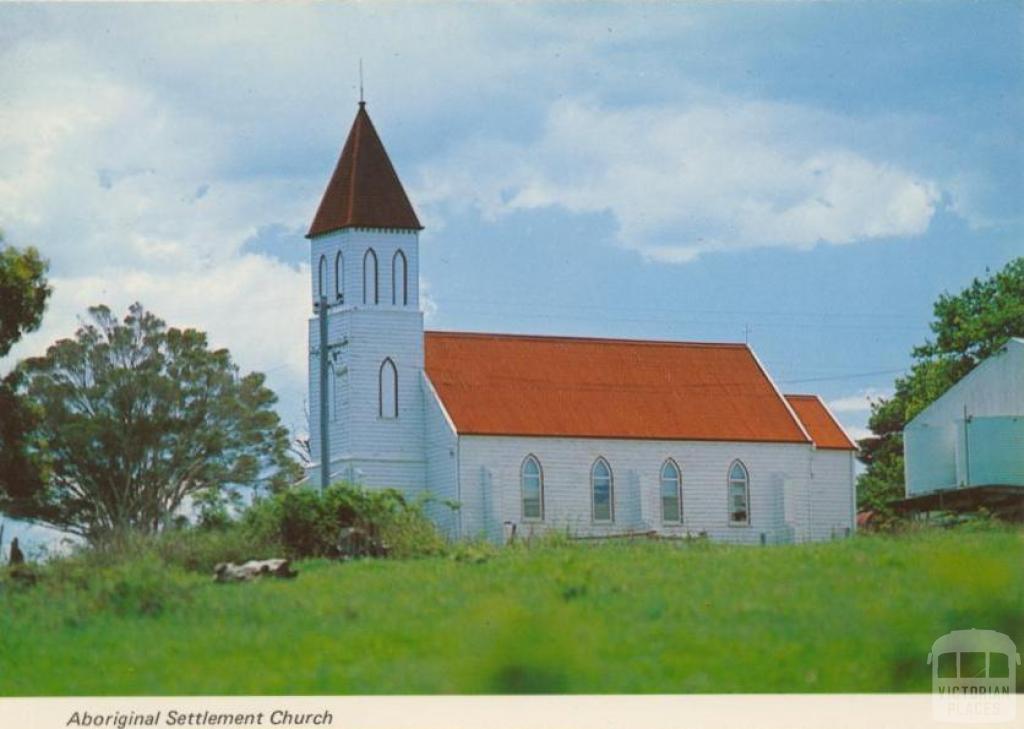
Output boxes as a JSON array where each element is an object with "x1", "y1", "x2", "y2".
[{"x1": 900, "y1": 338, "x2": 1024, "y2": 517}]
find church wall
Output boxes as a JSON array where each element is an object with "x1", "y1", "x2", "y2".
[
  {"x1": 422, "y1": 374, "x2": 460, "y2": 538},
  {"x1": 807, "y1": 448, "x2": 856, "y2": 541},
  {"x1": 455, "y1": 435, "x2": 831, "y2": 544}
]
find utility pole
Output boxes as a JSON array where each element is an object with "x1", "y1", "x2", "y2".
[{"x1": 319, "y1": 295, "x2": 329, "y2": 492}]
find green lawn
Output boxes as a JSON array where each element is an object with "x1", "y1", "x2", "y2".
[{"x1": 0, "y1": 527, "x2": 1021, "y2": 695}]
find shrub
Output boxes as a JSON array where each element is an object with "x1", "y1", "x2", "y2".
[
  {"x1": 153, "y1": 526, "x2": 283, "y2": 573},
  {"x1": 243, "y1": 482, "x2": 447, "y2": 559},
  {"x1": 382, "y1": 500, "x2": 448, "y2": 558},
  {"x1": 58, "y1": 520, "x2": 282, "y2": 576}
]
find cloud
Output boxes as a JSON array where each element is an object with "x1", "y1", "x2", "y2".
[
  {"x1": 241, "y1": 224, "x2": 308, "y2": 269},
  {"x1": 0, "y1": 39, "x2": 317, "y2": 276},
  {"x1": 419, "y1": 277, "x2": 439, "y2": 324},
  {"x1": 0, "y1": 2, "x2": 1003, "y2": 445},
  {"x1": 0, "y1": 29, "x2": 315, "y2": 430},
  {"x1": 827, "y1": 387, "x2": 893, "y2": 414},
  {"x1": 1, "y1": 256, "x2": 311, "y2": 429},
  {"x1": 3, "y1": 257, "x2": 309, "y2": 377},
  {"x1": 413, "y1": 98, "x2": 941, "y2": 262}
]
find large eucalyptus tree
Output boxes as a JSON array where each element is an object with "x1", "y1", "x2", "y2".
[{"x1": 1, "y1": 303, "x2": 301, "y2": 542}]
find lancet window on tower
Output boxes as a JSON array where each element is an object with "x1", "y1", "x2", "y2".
[
  {"x1": 335, "y1": 251, "x2": 344, "y2": 303},
  {"x1": 363, "y1": 248, "x2": 379, "y2": 305},
  {"x1": 379, "y1": 357, "x2": 398, "y2": 419},
  {"x1": 392, "y1": 249, "x2": 408, "y2": 306}
]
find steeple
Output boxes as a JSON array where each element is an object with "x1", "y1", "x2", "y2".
[{"x1": 307, "y1": 103, "x2": 423, "y2": 238}]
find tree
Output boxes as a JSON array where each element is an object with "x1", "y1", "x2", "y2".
[
  {"x1": 0, "y1": 302, "x2": 302, "y2": 542},
  {"x1": 857, "y1": 257, "x2": 1024, "y2": 514},
  {"x1": 0, "y1": 233, "x2": 52, "y2": 509},
  {"x1": 0, "y1": 234, "x2": 51, "y2": 359}
]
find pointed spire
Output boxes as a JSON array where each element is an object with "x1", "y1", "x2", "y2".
[{"x1": 307, "y1": 104, "x2": 422, "y2": 238}]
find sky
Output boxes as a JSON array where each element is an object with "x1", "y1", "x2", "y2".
[{"x1": 0, "y1": 2, "x2": 1021, "y2": 547}]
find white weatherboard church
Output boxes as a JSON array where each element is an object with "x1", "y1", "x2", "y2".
[{"x1": 304, "y1": 102, "x2": 857, "y2": 544}]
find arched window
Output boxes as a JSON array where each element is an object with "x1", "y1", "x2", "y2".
[
  {"x1": 591, "y1": 457, "x2": 614, "y2": 523},
  {"x1": 728, "y1": 460, "x2": 750, "y2": 525},
  {"x1": 334, "y1": 251, "x2": 344, "y2": 303},
  {"x1": 363, "y1": 248, "x2": 378, "y2": 305},
  {"x1": 660, "y1": 459, "x2": 682, "y2": 524},
  {"x1": 317, "y1": 255, "x2": 327, "y2": 301},
  {"x1": 392, "y1": 249, "x2": 408, "y2": 306},
  {"x1": 379, "y1": 357, "x2": 397, "y2": 419},
  {"x1": 521, "y1": 455, "x2": 543, "y2": 521}
]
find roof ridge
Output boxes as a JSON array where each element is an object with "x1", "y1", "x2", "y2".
[
  {"x1": 812, "y1": 394, "x2": 859, "y2": 450},
  {"x1": 744, "y1": 342, "x2": 814, "y2": 446},
  {"x1": 346, "y1": 105, "x2": 363, "y2": 224},
  {"x1": 424, "y1": 330, "x2": 748, "y2": 348}
]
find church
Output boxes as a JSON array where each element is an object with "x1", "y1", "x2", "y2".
[{"x1": 304, "y1": 102, "x2": 857, "y2": 544}]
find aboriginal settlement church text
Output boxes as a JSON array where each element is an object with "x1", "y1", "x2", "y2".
[{"x1": 304, "y1": 102, "x2": 857, "y2": 544}]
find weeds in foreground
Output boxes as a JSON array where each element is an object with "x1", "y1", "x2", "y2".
[{"x1": 1, "y1": 524, "x2": 1019, "y2": 695}]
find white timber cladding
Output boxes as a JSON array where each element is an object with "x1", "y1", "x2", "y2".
[
  {"x1": 422, "y1": 373, "x2": 459, "y2": 538},
  {"x1": 807, "y1": 449, "x2": 857, "y2": 541},
  {"x1": 307, "y1": 227, "x2": 426, "y2": 497},
  {"x1": 452, "y1": 435, "x2": 855, "y2": 544},
  {"x1": 309, "y1": 228, "x2": 420, "y2": 311}
]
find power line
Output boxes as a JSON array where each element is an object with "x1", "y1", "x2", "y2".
[
  {"x1": 779, "y1": 367, "x2": 908, "y2": 385},
  {"x1": 249, "y1": 292, "x2": 927, "y2": 324},
  {"x1": 429, "y1": 308, "x2": 923, "y2": 333},
  {"x1": 428, "y1": 295, "x2": 926, "y2": 322},
  {"x1": 251, "y1": 355, "x2": 908, "y2": 389}
]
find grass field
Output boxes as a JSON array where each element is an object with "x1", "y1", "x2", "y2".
[{"x1": 0, "y1": 527, "x2": 1021, "y2": 695}]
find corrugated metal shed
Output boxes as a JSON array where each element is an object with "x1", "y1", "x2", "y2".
[{"x1": 904, "y1": 338, "x2": 1024, "y2": 495}]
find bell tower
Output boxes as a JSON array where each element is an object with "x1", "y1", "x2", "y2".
[{"x1": 305, "y1": 102, "x2": 426, "y2": 497}]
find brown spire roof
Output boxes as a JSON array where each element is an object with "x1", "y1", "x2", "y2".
[{"x1": 307, "y1": 102, "x2": 422, "y2": 238}]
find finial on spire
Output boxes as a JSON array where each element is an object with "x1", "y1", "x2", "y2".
[{"x1": 359, "y1": 59, "x2": 364, "y2": 106}]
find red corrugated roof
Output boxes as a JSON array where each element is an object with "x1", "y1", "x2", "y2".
[
  {"x1": 307, "y1": 103, "x2": 422, "y2": 237},
  {"x1": 424, "y1": 331, "x2": 812, "y2": 444},
  {"x1": 784, "y1": 394, "x2": 857, "y2": 451}
]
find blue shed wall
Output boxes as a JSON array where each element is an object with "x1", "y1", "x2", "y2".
[
  {"x1": 905, "y1": 423, "x2": 958, "y2": 495},
  {"x1": 957, "y1": 416, "x2": 1024, "y2": 487}
]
